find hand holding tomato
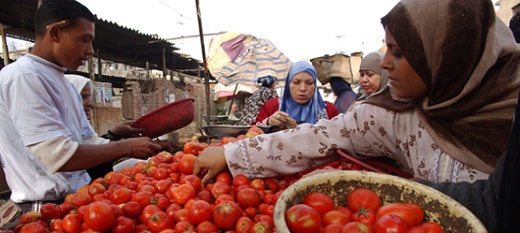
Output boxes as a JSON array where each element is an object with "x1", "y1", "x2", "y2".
[{"x1": 193, "y1": 146, "x2": 228, "y2": 184}]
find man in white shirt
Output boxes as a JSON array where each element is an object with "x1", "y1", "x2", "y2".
[{"x1": 0, "y1": 0, "x2": 161, "y2": 208}]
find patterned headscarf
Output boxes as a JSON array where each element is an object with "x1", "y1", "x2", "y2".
[
  {"x1": 366, "y1": 0, "x2": 520, "y2": 173},
  {"x1": 280, "y1": 61, "x2": 326, "y2": 124}
]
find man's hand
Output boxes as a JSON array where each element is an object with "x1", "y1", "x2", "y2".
[
  {"x1": 110, "y1": 121, "x2": 145, "y2": 139},
  {"x1": 118, "y1": 137, "x2": 162, "y2": 159}
]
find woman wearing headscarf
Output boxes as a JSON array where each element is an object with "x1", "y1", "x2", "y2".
[
  {"x1": 329, "y1": 77, "x2": 356, "y2": 113},
  {"x1": 65, "y1": 74, "x2": 174, "y2": 179},
  {"x1": 356, "y1": 52, "x2": 388, "y2": 100},
  {"x1": 252, "y1": 61, "x2": 339, "y2": 130},
  {"x1": 347, "y1": 52, "x2": 390, "y2": 111},
  {"x1": 238, "y1": 75, "x2": 279, "y2": 125},
  {"x1": 195, "y1": 0, "x2": 519, "y2": 188}
]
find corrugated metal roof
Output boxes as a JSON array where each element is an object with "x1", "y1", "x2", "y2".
[{"x1": 0, "y1": 0, "x2": 204, "y2": 76}]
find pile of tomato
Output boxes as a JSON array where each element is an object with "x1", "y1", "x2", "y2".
[
  {"x1": 12, "y1": 128, "x2": 305, "y2": 233},
  {"x1": 285, "y1": 188, "x2": 444, "y2": 233}
]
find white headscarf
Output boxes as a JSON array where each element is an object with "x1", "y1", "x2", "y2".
[{"x1": 65, "y1": 74, "x2": 94, "y2": 95}]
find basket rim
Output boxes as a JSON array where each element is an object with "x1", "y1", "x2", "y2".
[{"x1": 273, "y1": 170, "x2": 487, "y2": 233}]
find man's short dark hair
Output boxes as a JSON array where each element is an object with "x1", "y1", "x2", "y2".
[
  {"x1": 34, "y1": 0, "x2": 95, "y2": 37},
  {"x1": 509, "y1": 11, "x2": 520, "y2": 43}
]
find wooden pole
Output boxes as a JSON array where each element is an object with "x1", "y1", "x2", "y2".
[
  {"x1": 195, "y1": 0, "x2": 211, "y2": 132},
  {"x1": 162, "y1": 46, "x2": 167, "y2": 78},
  {"x1": 1, "y1": 24, "x2": 9, "y2": 66}
]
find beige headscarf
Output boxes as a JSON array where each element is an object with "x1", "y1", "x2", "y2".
[
  {"x1": 357, "y1": 52, "x2": 389, "y2": 100},
  {"x1": 366, "y1": 0, "x2": 520, "y2": 173}
]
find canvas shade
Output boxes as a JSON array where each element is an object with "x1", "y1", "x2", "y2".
[{"x1": 207, "y1": 32, "x2": 293, "y2": 87}]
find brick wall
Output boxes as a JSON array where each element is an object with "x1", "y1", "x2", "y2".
[{"x1": 123, "y1": 76, "x2": 207, "y2": 144}]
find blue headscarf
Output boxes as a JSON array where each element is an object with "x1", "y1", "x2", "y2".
[{"x1": 280, "y1": 61, "x2": 326, "y2": 124}]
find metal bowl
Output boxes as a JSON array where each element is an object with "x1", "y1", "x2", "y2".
[{"x1": 201, "y1": 125, "x2": 272, "y2": 138}]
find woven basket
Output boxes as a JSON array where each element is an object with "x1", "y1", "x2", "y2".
[
  {"x1": 132, "y1": 98, "x2": 194, "y2": 138},
  {"x1": 274, "y1": 171, "x2": 487, "y2": 233}
]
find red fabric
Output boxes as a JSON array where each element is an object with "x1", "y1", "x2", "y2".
[{"x1": 252, "y1": 98, "x2": 339, "y2": 125}]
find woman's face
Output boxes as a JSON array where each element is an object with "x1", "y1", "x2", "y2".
[
  {"x1": 359, "y1": 70, "x2": 381, "y2": 95},
  {"x1": 80, "y1": 84, "x2": 93, "y2": 117},
  {"x1": 289, "y1": 72, "x2": 315, "y2": 104},
  {"x1": 381, "y1": 28, "x2": 427, "y2": 99}
]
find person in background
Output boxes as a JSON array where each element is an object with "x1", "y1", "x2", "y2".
[
  {"x1": 510, "y1": 11, "x2": 520, "y2": 44},
  {"x1": 0, "y1": 0, "x2": 162, "y2": 210},
  {"x1": 65, "y1": 74, "x2": 174, "y2": 179},
  {"x1": 253, "y1": 61, "x2": 339, "y2": 130},
  {"x1": 329, "y1": 76, "x2": 356, "y2": 113},
  {"x1": 227, "y1": 103, "x2": 239, "y2": 121},
  {"x1": 356, "y1": 52, "x2": 388, "y2": 100},
  {"x1": 194, "y1": 0, "x2": 520, "y2": 189},
  {"x1": 238, "y1": 75, "x2": 279, "y2": 125}
]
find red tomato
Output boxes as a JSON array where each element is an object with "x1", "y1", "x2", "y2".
[
  {"x1": 347, "y1": 188, "x2": 381, "y2": 213},
  {"x1": 372, "y1": 214, "x2": 407, "y2": 233},
  {"x1": 171, "y1": 208, "x2": 190, "y2": 223},
  {"x1": 197, "y1": 189, "x2": 213, "y2": 203},
  {"x1": 147, "y1": 211, "x2": 173, "y2": 233},
  {"x1": 133, "y1": 191, "x2": 153, "y2": 208},
  {"x1": 50, "y1": 219, "x2": 64, "y2": 231},
  {"x1": 187, "y1": 200, "x2": 213, "y2": 225},
  {"x1": 321, "y1": 223, "x2": 344, "y2": 233},
  {"x1": 83, "y1": 201, "x2": 115, "y2": 231},
  {"x1": 178, "y1": 154, "x2": 197, "y2": 175},
  {"x1": 211, "y1": 181, "x2": 232, "y2": 198},
  {"x1": 244, "y1": 206, "x2": 259, "y2": 219},
  {"x1": 340, "y1": 222, "x2": 371, "y2": 233},
  {"x1": 408, "y1": 226, "x2": 428, "y2": 233},
  {"x1": 19, "y1": 221, "x2": 46, "y2": 233},
  {"x1": 216, "y1": 172, "x2": 232, "y2": 185},
  {"x1": 264, "y1": 178, "x2": 280, "y2": 192},
  {"x1": 250, "y1": 221, "x2": 273, "y2": 233},
  {"x1": 165, "y1": 203, "x2": 182, "y2": 220},
  {"x1": 406, "y1": 203, "x2": 425, "y2": 226},
  {"x1": 413, "y1": 222, "x2": 444, "y2": 233},
  {"x1": 59, "y1": 203, "x2": 74, "y2": 215},
  {"x1": 72, "y1": 191, "x2": 92, "y2": 208},
  {"x1": 321, "y1": 210, "x2": 350, "y2": 226},
  {"x1": 351, "y1": 208, "x2": 376, "y2": 226},
  {"x1": 213, "y1": 201, "x2": 244, "y2": 230},
  {"x1": 154, "y1": 167, "x2": 170, "y2": 180},
  {"x1": 236, "y1": 187, "x2": 261, "y2": 208},
  {"x1": 122, "y1": 201, "x2": 142, "y2": 217},
  {"x1": 62, "y1": 213, "x2": 82, "y2": 233},
  {"x1": 180, "y1": 175, "x2": 203, "y2": 191},
  {"x1": 40, "y1": 203, "x2": 63, "y2": 220},
  {"x1": 110, "y1": 203, "x2": 125, "y2": 219},
  {"x1": 175, "y1": 220, "x2": 195, "y2": 233},
  {"x1": 88, "y1": 182, "x2": 107, "y2": 196},
  {"x1": 232, "y1": 174, "x2": 250, "y2": 187},
  {"x1": 285, "y1": 204, "x2": 322, "y2": 233},
  {"x1": 303, "y1": 192, "x2": 335, "y2": 216},
  {"x1": 110, "y1": 187, "x2": 133, "y2": 204},
  {"x1": 139, "y1": 204, "x2": 162, "y2": 224},
  {"x1": 235, "y1": 216, "x2": 254, "y2": 233},
  {"x1": 111, "y1": 216, "x2": 136, "y2": 233},
  {"x1": 170, "y1": 183, "x2": 196, "y2": 204},
  {"x1": 250, "y1": 178, "x2": 266, "y2": 191},
  {"x1": 196, "y1": 220, "x2": 219, "y2": 233},
  {"x1": 376, "y1": 203, "x2": 418, "y2": 227},
  {"x1": 183, "y1": 142, "x2": 200, "y2": 155}
]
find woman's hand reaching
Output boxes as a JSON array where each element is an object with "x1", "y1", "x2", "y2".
[{"x1": 193, "y1": 146, "x2": 228, "y2": 184}]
